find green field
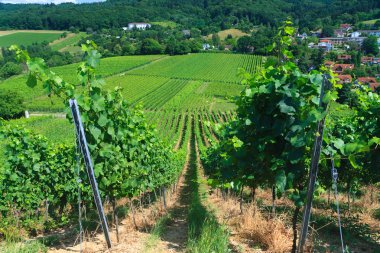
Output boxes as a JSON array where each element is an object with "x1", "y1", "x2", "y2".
[
  {"x1": 1, "y1": 53, "x2": 260, "y2": 149},
  {"x1": 0, "y1": 55, "x2": 164, "y2": 111},
  {"x1": 0, "y1": 32, "x2": 63, "y2": 47},
  {"x1": 0, "y1": 53, "x2": 257, "y2": 112},
  {"x1": 130, "y1": 53, "x2": 263, "y2": 83},
  {"x1": 362, "y1": 19, "x2": 380, "y2": 25}
]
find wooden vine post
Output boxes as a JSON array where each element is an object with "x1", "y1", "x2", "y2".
[
  {"x1": 70, "y1": 99, "x2": 112, "y2": 249},
  {"x1": 298, "y1": 75, "x2": 331, "y2": 252}
]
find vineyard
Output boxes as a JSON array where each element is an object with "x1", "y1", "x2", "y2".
[{"x1": 0, "y1": 34, "x2": 379, "y2": 253}]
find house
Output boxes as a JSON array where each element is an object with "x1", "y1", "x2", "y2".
[
  {"x1": 340, "y1": 24, "x2": 352, "y2": 32},
  {"x1": 224, "y1": 45, "x2": 233, "y2": 51},
  {"x1": 361, "y1": 56, "x2": 374, "y2": 64},
  {"x1": 351, "y1": 31, "x2": 361, "y2": 38},
  {"x1": 320, "y1": 37, "x2": 365, "y2": 46},
  {"x1": 358, "y1": 30, "x2": 380, "y2": 37},
  {"x1": 317, "y1": 41, "x2": 333, "y2": 51},
  {"x1": 296, "y1": 33, "x2": 308, "y2": 40},
  {"x1": 182, "y1": 30, "x2": 191, "y2": 37},
  {"x1": 358, "y1": 77, "x2": 380, "y2": 91},
  {"x1": 337, "y1": 75, "x2": 352, "y2": 84},
  {"x1": 127, "y1": 22, "x2": 151, "y2": 30},
  {"x1": 332, "y1": 64, "x2": 354, "y2": 74},
  {"x1": 202, "y1": 43, "x2": 211, "y2": 50},
  {"x1": 337, "y1": 54, "x2": 352, "y2": 61},
  {"x1": 334, "y1": 29, "x2": 345, "y2": 38}
]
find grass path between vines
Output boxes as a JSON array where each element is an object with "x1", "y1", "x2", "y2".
[{"x1": 143, "y1": 140, "x2": 191, "y2": 253}]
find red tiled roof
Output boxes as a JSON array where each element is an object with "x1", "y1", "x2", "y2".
[
  {"x1": 324, "y1": 61, "x2": 335, "y2": 66},
  {"x1": 337, "y1": 54, "x2": 352, "y2": 60},
  {"x1": 340, "y1": 24, "x2": 351, "y2": 29},
  {"x1": 361, "y1": 56, "x2": 374, "y2": 63},
  {"x1": 337, "y1": 75, "x2": 352, "y2": 83},
  {"x1": 358, "y1": 77, "x2": 377, "y2": 83},
  {"x1": 332, "y1": 64, "x2": 354, "y2": 73},
  {"x1": 369, "y1": 83, "x2": 380, "y2": 91}
]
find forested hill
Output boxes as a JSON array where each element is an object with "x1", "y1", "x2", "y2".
[{"x1": 0, "y1": 0, "x2": 379, "y2": 33}]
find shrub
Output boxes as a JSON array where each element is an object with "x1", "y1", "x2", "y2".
[
  {"x1": 0, "y1": 62, "x2": 22, "y2": 79},
  {"x1": 0, "y1": 91, "x2": 25, "y2": 120}
]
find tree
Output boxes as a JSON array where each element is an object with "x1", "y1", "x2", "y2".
[
  {"x1": 362, "y1": 36, "x2": 379, "y2": 55},
  {"x1": 140, "y1": 38, "x2": 163, "y2": 54},
  {"x1": 211, "y1": 33, "x2": 220, "y2": 47},
  {"x1": 321, "y1": 25, "x2": 335, "y2": 37},
  {"x1": 237, "y1": 36, "x2": 254, "y2": 53},
  {"x1": 0, "y1": 62, "x2": 22, "y2": 79},
  {"x1": 374, "y1": 20, "x2": 380, "y2": 29},
  {"x1": 0, "y1": 90, "x2": 25, "y2": 120}
]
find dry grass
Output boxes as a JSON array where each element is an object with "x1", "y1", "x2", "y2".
[
  {"x1": 206, "y1": 28, "x2": 248, "y2": 40},
  {"x1": 207, "y1": 191, "x2": 292, "y2": 253}
]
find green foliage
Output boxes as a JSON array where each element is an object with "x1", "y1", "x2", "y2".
[
  {"x1": 203, "y1": 20, "x2": 380, "y2": 222},
  {"x1": 321, "y1": 25, "x2": 335, "y2": 37},
  {"x1": 0, "y1": 62, "x2": 22, "y2": 79},
  {"x1": 236, "y1": 36, "x2": 254, "y2": 53},
  {"x1": 0, "y1": 41, "x2": 184, "y2": 233},
  {"x1": 140, "y1": 38, "x2": 163, "y2": 55},
  {"x1": 202, "y1": 19, "x2": 338, "y2": 206},
  {"x1": 0, "y1": 125, "x2": 82, "y2": 215},
  {"x1": 362, "y1": 36, "x2": 379, "y2": 55},
  {"x1": 0, "y1": 90, "x2": 25, "y2": 120}
]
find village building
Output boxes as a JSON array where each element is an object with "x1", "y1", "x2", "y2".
[
  {"x1": 127, "y1": 22, "x2": 151, "y2": 30},
  {"x1": 351, "y1": 31, "x2": 361, "y2": 38},
  {"x1": 361, "y1": 56, "x2": 374, "y2": 64},
  {"x1": 320, "y1": 37, "x2": 365, "y2": 46},
  {"x1": 340, "y1": 24, "x2": 352, "y2": 32},
  {"x1": 202, "y1": 43, "x2": 211, "y2": 50},
  {"x1": 182, "y1": 30, "x2": 191, "y2": 37},
  {"x1": 334, "y1": 29, "x2": 345, "y2": 38},
  {"x1": 337, "y1": 75, "x2": 352, "y2": 84},
  {"x1": 317, "y1": 40, "x2": 333, "y2": 51},
  {"x1": 224, "y1": 45, "x2": 233, "y2": 51},
  {"x1": 332, "y1": 64, "x2": 354, "y2": 74},
  {"x1": 324, "y1": 61, "x2": 335, "y2": 68},
  {"x1": 296, "y1": 33, "x2": 308, "y2": 40},
  {"x1": 358, "y1": 77, "x2": 380, "y2": 91},
  {"x1": 337, "y1": 54, "x2": 352, "y2": 61}
]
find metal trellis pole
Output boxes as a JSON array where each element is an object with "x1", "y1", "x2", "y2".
[
  {"x1": 70, "y1": 99, "x2": 112, "y2": 249},
  {"x1": 331, "y1": 156, "x2": 345, "y2": 253},
  {"x1": 298, "y1": 75, "x2": 331, "y2": 252}
]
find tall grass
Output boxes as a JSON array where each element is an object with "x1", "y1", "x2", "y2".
[{"x1": 1, "y1": 240, "x2": 47, "y2": 253}]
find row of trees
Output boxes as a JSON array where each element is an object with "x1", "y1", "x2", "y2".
[{"x1": 0, "y1": 0, "x2": 379, "y2": 36}]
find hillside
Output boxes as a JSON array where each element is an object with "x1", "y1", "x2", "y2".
[{"x1": 0, "y1": 0, "x2": 379, "y2": 33}]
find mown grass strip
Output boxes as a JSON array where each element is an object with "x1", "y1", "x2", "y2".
[{"x1": 186, "y1": 118, "x2": 230, "y2": 253}]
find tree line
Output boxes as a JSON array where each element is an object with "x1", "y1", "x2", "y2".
[{"x1": 0, "y1": 0, "x2": 379, "y2": 34}]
